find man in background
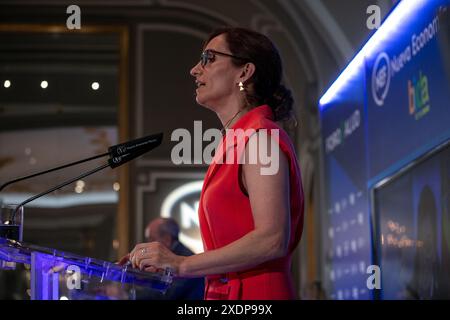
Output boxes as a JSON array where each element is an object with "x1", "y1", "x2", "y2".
[{"x1": 136, "y1": 217, "x2": 204, "y2": 300}]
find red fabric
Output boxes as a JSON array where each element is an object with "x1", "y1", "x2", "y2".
[{"x1": 198, "y1": 105, "x2": 305, "y2": 300}]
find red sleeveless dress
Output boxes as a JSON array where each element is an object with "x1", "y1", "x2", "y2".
[{"x1": 198, "y1": 105, "x2": 304, "y2": 300}]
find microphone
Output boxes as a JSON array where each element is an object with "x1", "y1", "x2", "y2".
[
  {"x1": 108, "y1": 133, "x2": 163, "y2": 168},
  {"x1": 0, "y1": 133, "x2": 163, "y2": 192},
  {"x1": 11, "y1": 133, "x2": 163, "y2": 216}
]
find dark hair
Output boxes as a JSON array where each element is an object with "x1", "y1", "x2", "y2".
[{"x1": 206, "y1": 27, "x2": 294, "y2": 122}]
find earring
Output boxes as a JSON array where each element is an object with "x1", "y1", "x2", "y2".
[{"x1": 238, "y1": 81, "x2": 245, "y2": 92}]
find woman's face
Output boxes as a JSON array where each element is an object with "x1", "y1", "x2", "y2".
[{"x1": 190, "y1": 34, "x2": 243, "y2": 109}]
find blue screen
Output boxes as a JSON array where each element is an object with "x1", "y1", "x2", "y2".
[{"x1": 374, "y1": 143, "x2": 450, "y2": 299}]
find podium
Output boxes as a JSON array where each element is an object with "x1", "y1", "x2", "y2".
[{"x1": 0, "y1": 238, "x2": 172, "y2": 300}]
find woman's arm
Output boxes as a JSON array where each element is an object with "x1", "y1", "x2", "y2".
[{"x1": 130, "y1": 132, "x2": 291, "y2": 278}]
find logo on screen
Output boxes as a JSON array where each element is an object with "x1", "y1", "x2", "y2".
[
  {"x1": 408, "y1": 70, "x2": 430, "y2": 120},
  {"x1": 372, "y1": 52, "x2": 391, "y2": 106},
  {"x1": 160, "y1": 181, "x2": 203, "y2": 253}
]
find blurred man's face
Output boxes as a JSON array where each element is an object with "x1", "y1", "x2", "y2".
[
  {"x1": 145, "y1": 221, "x2": 161, "y2": 242},
  {"x1": 145, "y1": 220, "x2": 172, "y2": 248}
]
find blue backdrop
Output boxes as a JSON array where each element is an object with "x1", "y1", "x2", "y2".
[{"x1": 319, "y1": 0, "x2": 450, "y2": 300}]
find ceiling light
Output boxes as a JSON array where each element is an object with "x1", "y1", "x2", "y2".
[
  {"x1": 74, "y1": 186, "x2": 83, "y2": 194},
  {"x1": 76, "y1": 180, "x2": 85, "y2": 188},
  {"x1": 91, "y1": 82, "x2": 100, "y2": 90}
]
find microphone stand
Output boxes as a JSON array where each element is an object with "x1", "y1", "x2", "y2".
[
  {"x1": 1, "y1": 133, "x2": 163, "y2": 193},
  {"x1": 0, "y1": 152, "x2": 109, "y2": 192},
  {"x1": 9, "y1": 132, "x2": 163, "y2": 218},
  {"x1": 12, "y1": 162, "x2": 110, "y2": 217}
]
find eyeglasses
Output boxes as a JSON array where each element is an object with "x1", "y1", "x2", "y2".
[{"x1": 199, "y1": 49, "x2": 248, "y2": 67}]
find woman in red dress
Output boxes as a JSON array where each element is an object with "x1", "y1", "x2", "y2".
[{"x1": 128, "y1": 27, "x2": 304, "y2": 300}]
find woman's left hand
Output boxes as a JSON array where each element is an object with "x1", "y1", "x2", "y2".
[{"x1": 129, "y1": 242, "x2": 185, "y2": 275}]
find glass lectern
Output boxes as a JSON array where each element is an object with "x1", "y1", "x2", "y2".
[{"x1": 0, "y1": 238, "x2": 172, "y2": 300}]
